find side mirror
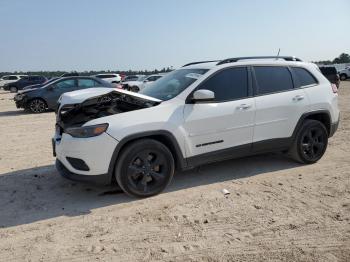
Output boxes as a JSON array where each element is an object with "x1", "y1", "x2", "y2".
[
  {"x1": 143, "y1": 80, "x2": 149, "y2": 83},
  {"x1": 191, "y1": 89, "x2": 215, "y2": 103},
  {"x1": 47, "y1": 85, "x2": 54, "y2": 91}
]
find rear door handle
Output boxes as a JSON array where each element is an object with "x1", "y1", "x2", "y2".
[
  {"x1": 293, "y1": 95, "x2": 304, "y2": 101},
  {"x1": 237, "y1": 104, "x2": 251, "y2": 110}
]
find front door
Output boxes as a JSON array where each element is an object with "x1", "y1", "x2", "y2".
[
  {"x1": 182, "y1": 67, "x2": 255, "y2": 160},
  {"x1": 45, "y1": 79, "x2": 77, "y2": 109}
]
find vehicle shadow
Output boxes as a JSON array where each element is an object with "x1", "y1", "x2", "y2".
[
  {"x1": 0, "y1": 109, "x2": 53, "y2": 117},
  {"x1": 0, "y1": 153, "x2": 300, "y2": 228},
  {"x1": 0, "y1": 110, "x2": 28, "y2": 117}
]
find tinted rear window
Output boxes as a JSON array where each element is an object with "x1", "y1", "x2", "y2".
[
  {"x1": 293, "y1": 67, "x2": 317, "y2": 87},
  {"x1": 254, "y1": 66, "x2": 293, "y2": 95}
]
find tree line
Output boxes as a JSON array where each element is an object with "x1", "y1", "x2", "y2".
[
  {"x1": 0, "y1": 67, "x2": 173, "y2": 78},
  {"x1": 1, "y1": 53, "x2": 349, "y2": 77},
  {"x1": 313, "y1": 53, "x2": 350, "y2": 65}
]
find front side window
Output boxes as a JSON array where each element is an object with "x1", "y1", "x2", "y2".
[
  {"x1": 254, "y1": 66, "x2": 293, "y2": 95},
  {"x1": 196, "y1": 67, "x2": 248, "y2": 102},
  {"x1": 78, "y1": 79, "x2": 97, "y2": 88},
  {"x1": 2, "y1": 76, "x2": 10, "y2": 80},
  {"x1": 293, "y1": 67, "x2": 317, "y2": 87},
  {"x1": 55, "y1": 79, "x2": 76, "y2": 89},
  {"x1": 140, "y1": 69, "x2": 208, "y2": 101}
]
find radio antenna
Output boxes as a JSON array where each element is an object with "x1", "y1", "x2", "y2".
[{"x1": 276, "y1": 48, "x2": 281, "y2": 59}]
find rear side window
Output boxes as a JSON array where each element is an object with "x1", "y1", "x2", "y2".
[
  {"x1": 254, "y1": 66, "x2": 293, "y2": 95},
  {"x1": 9, "y1": 76, "x2": 18, "y2": 80},
  {"x1": 293, "y1": 67, "x2": 317, "y2": 87},
  {"x1": 78, "y1": 79, "x2": 97, "y2": 88},
  {"x1": 55, "y1": 79, "x2": 76, "y2": 89},
  {"x1": 198, "y1": 67, "x2": 248, "y2": 102}
]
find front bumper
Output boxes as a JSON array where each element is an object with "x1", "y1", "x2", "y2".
[
  {"x1": 15, "y1": 99, "x2": 27, "y2": 109},
  {"x1": 53, "y1": 132, "x2": 119, "y2": 185},
  {"x1": 56, "y1": 159, "x2": 112, "y2": 185}
]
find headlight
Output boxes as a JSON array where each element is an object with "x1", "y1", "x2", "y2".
[
  {"x1": 15, "y1": 94, "x2": 24, "y2": 101},
  {"x1": 65, "y1": 123, "x2": 109, "y2": 138}
]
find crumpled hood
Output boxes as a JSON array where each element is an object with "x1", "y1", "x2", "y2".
[{"x1": 58, "y1": 87, "x2": 162, "y2": 106}]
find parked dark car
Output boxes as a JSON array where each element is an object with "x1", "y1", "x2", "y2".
[
  {"x1": 14, "y1": 76, "x2": 113, "y2": 113},
  {"x1": 22, "y1": 77, "x2": 59, "y2": 90},
  {"x1": 4, "y1": 75, "x2": 47, "y2": 92},
  {"x1": 319, "y1": 66, "x2": 340, "y2": 88}
]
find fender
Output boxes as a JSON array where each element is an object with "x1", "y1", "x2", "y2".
[
  {"x1": 292, "y1": 110, "x2": 331, "y2": 139},
  {"x1": 107, "y1": 130, "x2": 188, "y2": 182}
]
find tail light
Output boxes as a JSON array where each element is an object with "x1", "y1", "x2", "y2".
[{"x1": 331, "y1": 83, "x2": 338, "y2": 93}]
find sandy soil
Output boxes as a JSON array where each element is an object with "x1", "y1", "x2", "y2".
[{"x1": 0, "y1": 82, "x2": 349, "y2": 262}]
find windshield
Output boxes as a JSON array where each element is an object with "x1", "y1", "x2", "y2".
[{"x1": 139, "y1": 69, "x2": 208, "y2": 100}]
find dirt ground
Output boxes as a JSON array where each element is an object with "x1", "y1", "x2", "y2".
[{"x1": 0, "y1": 82, "x2": 349, "y2": 262}]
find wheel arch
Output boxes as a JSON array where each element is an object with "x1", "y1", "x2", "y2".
[
  {"x1": 107, "y1": 130, "x2": 187, "y2": 183},
  {"x1": 293, "y1": 110, "x2": 331, "y2": 138}
]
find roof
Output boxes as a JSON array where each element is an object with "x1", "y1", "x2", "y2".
[
  {"x1": 183, "y1": 58, "x2": 309, "y2": 70},
  {"x1": 182, "y1": 56, "x2": 308, "y2": 70}
]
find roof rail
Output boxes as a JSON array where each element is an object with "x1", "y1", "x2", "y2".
[
  {"x1": 182, "y1": 60, "x2": 220, "y2": 67},
  {"x1": 217, "y1": 56, "x2": 302, "y2": 65}
]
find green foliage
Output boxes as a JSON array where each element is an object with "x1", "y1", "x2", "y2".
[
  {"x1": 314, "y1": 53, "x2": 350, "y2": 65},
  {"x1": 333, "y1": 53, "x2": 350, "y2": 64},
  {"x1": 0, "y1": 67, "x2": 173, "y2": 78}
]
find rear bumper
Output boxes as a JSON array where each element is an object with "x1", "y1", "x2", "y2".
[{"x1": 56, "y1": 159, "x2": 113, "y2": 185}]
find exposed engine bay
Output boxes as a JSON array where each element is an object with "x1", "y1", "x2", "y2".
[{"x1": 57, "y1": 91, "x2": 160, "y2": 130}]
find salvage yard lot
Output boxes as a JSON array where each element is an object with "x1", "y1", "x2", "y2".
[{"x1": 0, "y1": 83, "x2": 349, "y2": 261}]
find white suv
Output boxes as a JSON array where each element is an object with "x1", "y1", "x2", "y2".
[
  {"x1": 338, "y1": 66, "x2": 350, "y2": 81},
  {"x1": 122, "y1": 74, "x2": 165, "y2": 92},
  {"x1": 53, "y1": 56, "x2": 340, "y2": 197},
  {"x1": 94, "y1": 73, "x2": 121, "y2": 84},
  {"x1": 0, "y1": 75, "x2": 27, "y2": 88}
]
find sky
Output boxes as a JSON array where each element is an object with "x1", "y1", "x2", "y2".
[{"x1": 0, "y1": 0, "x2": 349, "y2": 72}]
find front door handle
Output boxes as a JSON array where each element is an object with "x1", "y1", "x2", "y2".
[
  {"x1": 237, "y1": 104, "x2": 251, "y2": 110},
  {"x1": 293, "y1": 95, "x2": 304, "y2": 101}
]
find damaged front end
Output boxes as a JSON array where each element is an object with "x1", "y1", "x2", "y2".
[{"x1": 56, "y1": 89, "x2": 161, "y2": 134}]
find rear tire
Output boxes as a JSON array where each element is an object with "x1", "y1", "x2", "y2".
[
  {"x1": 10, "y1": 86, "x2": 18, "y2": 93},
  {"x1": 340, "y1": 74, "x2": 347, "y2": 81},
  {"x1": 28, "y1": 98, "x2": 47, "y2": 113},
  {"x1": 289, "y1": 120, "x2": 328, "y2": 164},
  {"x1": 115, "y1": 139, "x2": 175, "y2": 198}
]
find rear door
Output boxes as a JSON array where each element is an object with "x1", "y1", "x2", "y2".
[
  {"x1": 183, "y1": 67, "x2": 255, "y2": 159},
  {"x1": 252, "y1": 66, "x2": 310, "y2": 150}
]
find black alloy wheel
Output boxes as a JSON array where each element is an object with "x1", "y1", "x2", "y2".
[
  {"x1": 300, "y1": 126, "x2": 327, "y2": 162},
  {"x1": 290, "y1": 119, "x2": 328, "y2": 164},
  {"x1": 29, "y1": 99, "x2": 46, "y2": 113},
  {"x1": 116, "y1": 139, "x2": 175, "y2": 197}
]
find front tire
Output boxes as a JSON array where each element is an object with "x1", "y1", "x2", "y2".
[
  {"x1": 115, "y1": 139, "x2": 175, "y2": 198},
  {"x1": 28, "y1": 99, "x2": 46, "y2": 113},
  {"x1": 289, "y1": 120, "x2": 328, "y2": 164}
]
